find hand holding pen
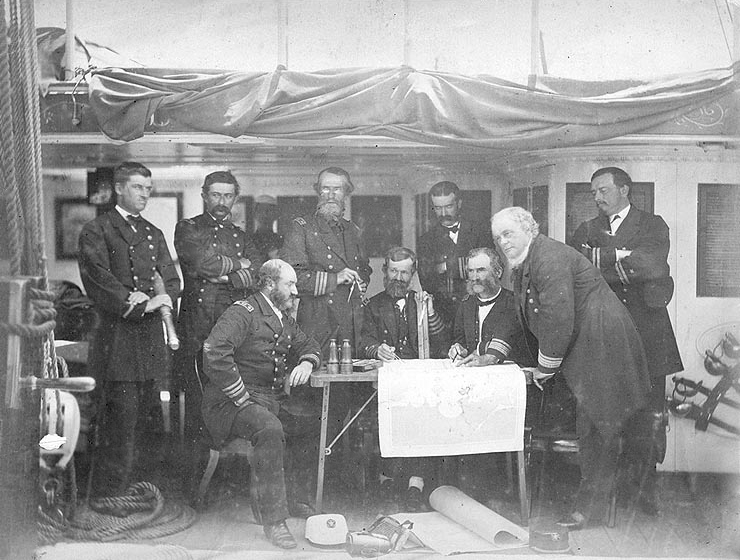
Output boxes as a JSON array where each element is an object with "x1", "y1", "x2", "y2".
[
  {"x1": 377, "y1": 343, "x2": 401, "y2": 362},
  {"x1": 447, "y1": 343, "x2": 468, "y2": 367}
]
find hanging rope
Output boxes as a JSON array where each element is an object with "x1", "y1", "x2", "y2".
[
  {"x1": 0, "y1": 0, "x2": 24, "y2": 277},
  {"x1": 8, "y1": 0, "x2": 47, "y2": 282}
]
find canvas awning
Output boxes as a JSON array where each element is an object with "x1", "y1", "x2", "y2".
[{"x1": 87, "y1": 63, "x2": 740, "y2": 149}]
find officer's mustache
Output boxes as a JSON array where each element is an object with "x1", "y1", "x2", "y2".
[{"x1": 212, "y1": 205, "x2": 230, "y2": 214}]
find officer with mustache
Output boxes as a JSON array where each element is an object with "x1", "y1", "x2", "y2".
[{"x1": 174, "y1": 171, "x2": 262, "y2": 459}]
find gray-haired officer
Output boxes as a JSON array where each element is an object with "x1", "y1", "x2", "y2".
[{"x1": 201, "y1": 259, "x2": 321, "y2": 549}]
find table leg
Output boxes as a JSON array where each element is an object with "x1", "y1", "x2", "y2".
[
  {"x1": 315, "y1": 383, "x2": 331, "y2": 511},
  {"x1": 517, "y1": 450, "x2": 529, "y2": 526}
]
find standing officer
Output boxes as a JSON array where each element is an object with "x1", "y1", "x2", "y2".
[
  {"x1": 202, "y1": 259, "x2": 321, "y2": 549},
  {"x1": 417, "y1": 181, "x2": 494, "y2": 328},
  {"x1": 280, "y1": 167, "x2": 372, "y2": 434},
  {"x1": 570, "y1": 167, "x2": 683, "y2": 515},
  {"x1": 491, "y1": 206, "x2": 650, "y2": 530},
  {"x1": 174, "y1": 171, "x2": 262, "y2": 454},
  {"x1": 78, "y1": 161, "x2": 181, "y2": 496},
  {"x1": 359, "y1": 246, "x2": 449, "y2": 511}
]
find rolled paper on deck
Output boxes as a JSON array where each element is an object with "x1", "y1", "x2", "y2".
[{"x1": 428, "y1": 485, "x2": 528, "y2": 547}]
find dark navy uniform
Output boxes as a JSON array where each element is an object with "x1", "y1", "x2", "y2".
[
  {"x1": 512, "y1": 234, "x2": 650, "y2": 523},
  {"x1": 175, "y1": 212, "x2": 262, "y2": 352},
  {"x1": 570, "y1": 206, "x2": 683, "y2": 510},
  {"x1": 78, "y1": 208, "x2": 181, "y2": 495},
  {"x1": 360, "y1": 290, "x2": 449, "y2": 360},
  {"x1": 202, "y1": 292, "x2": 321, "y2": 524},
  {"x1": 453, "y1": 289, "x2": 531, "y2": 365},
  {"x1": 174, "y1": 212, "x2": 262, "y2": 451},
  {"x1": 417, "y1": 219, "x2": 494, "y2": 327},
  {"x1": 359, "y1": 289, "x2": 449, "y2": 493},
  {"x1": 280, "y1": 212, "x2": 372, "y2": 434},
  {"x1": 281, "y1": 213, "x2": 372, "y2": 355}
]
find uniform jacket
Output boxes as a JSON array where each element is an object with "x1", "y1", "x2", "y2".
[
  {"x1": 570, "y1": 206, "x2": 683, "y2": 378},
  {"x1": 280, "y1": 212, "x2": 372, "y2": 355},
  {"x1": 417, "y1": 219, "x2": 494, "y2": 326},
  {"x1": 78, "y1": 209, "x2": 181, "y2": 382},
  {"x1": 360, "y1": 290, "x2": 450, "y2": 360},
  {"x1": 453, "y1": 289, "x2": 533, "y2": 365},
  {"x1": 513, "y1": 234, "x2": 650, "y2": 438},
  {"x1": 175, "y1": 213, "x2": 262, "y2": 352},
  {"x1": 201, "y1": 292, "x2": 321, "y2": 446}
]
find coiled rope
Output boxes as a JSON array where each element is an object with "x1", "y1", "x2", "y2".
[{"x1": 37, "y1": 482, "x2": 197, "y2": 545}]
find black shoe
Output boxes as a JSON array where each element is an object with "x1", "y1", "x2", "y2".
[
  {"x1": 556, "y1": 511, "x2": 587, "y2": 531},
  {"x1": 264, "y1": 520, "x2": 297, "y2": 549},
  {"x1": 405, "y1": 487, "x2": 428, "y2": 513},
  {"x1": 289, "y1": 501, "x2": 317, "y2": 519}
]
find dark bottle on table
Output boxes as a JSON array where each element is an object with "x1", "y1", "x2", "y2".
[
  {"x1": 327, "y1": 338, "x2": 339, "y2": 375},
  {"x1": 340, "y1": 338, "x2": 353, "y2": 374}
]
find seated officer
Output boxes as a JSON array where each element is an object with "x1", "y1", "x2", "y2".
[
  {"x1": 445, "y1": 247, "x2": 538, "y2": 495},
  {"x1": 202, "y1": 259, "x2": 321, "y2": 549},
  {"x1": 448, "y1": 247, "x2": 530, "y2": 368},
  {"x1": 360, "y1": 246, "x2": 450, "y2": 511}
]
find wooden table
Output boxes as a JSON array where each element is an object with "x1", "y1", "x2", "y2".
[{"x1": 310, "y1": 367, "x2": 529, "y2": 525}]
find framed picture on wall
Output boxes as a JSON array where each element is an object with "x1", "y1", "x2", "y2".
[
  {"x1": 55, "y1": 198, "x2": 97, "y2": 260},
  {"x1": 141, "y1": 192, "x2": 183, "y2": 261},
  {"x1": 565, "y1": 182, "x2": 654, "y2": 244},
  {"x1": 351, "y1": 195, "x2": 402, "y2": 258}
]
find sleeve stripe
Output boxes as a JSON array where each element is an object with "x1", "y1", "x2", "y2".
[
  {"x1": 314, "y1": 271, "x2": 328, "y2": 296},
  {"x1": 615, "y1": 260, "x2": 630, "y2": 284},
  {"x1": 223, "y1": 376, "x2": 246, "y2": 400},
  {"x1": 427, "y1": 312, "x2": 444, "y2": 335},
  {"x1": 299, "y1": 353, "x2": 321, "y2": 369},
  {"x1": 458, "y1": 257, "x2": 467, "y2": 279},
  {"x1": 486, "y1": 338, "x2": 512, "y2": 357},
  {"x1": 538, "y1": 350, "x2": 563, "y2": 369},
  {"x1": 234, "y1": 268, "x2": 251, "y2": 287},
  {"x1": 220, "y1": 255, "x2": 234, "y2": 277},
  {"x1": 592, "y1": 247, "x2": 600, "y2": 268}
]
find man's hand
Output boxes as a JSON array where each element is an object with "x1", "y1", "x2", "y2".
[
  {"x1": 144, "y1": 294, "x2": 173, "y2": 313},
  {"x1": 523, "y1": 367, "x2": 556, "y2": 390},
  {"x1": 447, "y1": 343, "x2": 468, "y2": 365},
  {"x1": 289, "y1": 361, "x2": 313, "y2": 387},
  {"x1": 238, "y1": 258, "x2": 252, "y2": 269},
  {"x1": 377, "y1": 343, "x2": 398, "y2": 362},
  {"x1": 337, "y1": 267, "x2": 362, "y2": 286},
  {"x1": 206, "y1": 275, "x2": 229, "y2": 284},
  {"x1": 127, "y1": 291, "x2": 150, "y2": 306},
  {"x1": 457, "y1": 353, "x2": 500, "y2": 367}
]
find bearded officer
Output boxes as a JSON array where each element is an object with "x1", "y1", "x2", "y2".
[
  {"x1": 280, "y1": 166, "x2": 372, "y2": 436},
  {"x1": 202, "y1": 259, "x2": 321, "y2": 549},
  {"x1": 359, "y1": 246, "x2": 449, "y2": 511},
  {"x1": 174, "y1": 170, "x2": 262, "y2": 454}
]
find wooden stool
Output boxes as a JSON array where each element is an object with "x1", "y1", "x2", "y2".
[{"x1": 193, "y1": 437, "x2": 261, "y2": 523}]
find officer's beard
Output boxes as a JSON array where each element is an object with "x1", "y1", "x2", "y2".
[
  {"x1": 466, "y1": 275, "x2": 499, "y2": 297},
  {"x1": 384, "y1": 277, "x2": 410, "y2": 299},
  {"x1": 316, "y1": 199, "x2": 345, "y2": 220},
  {"x1": 271, "y1": 290, "x2": 297, "y2": 313}
]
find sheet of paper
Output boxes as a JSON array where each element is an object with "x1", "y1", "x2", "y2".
[{"x1": 377, "y1": 359, "x2": 526, "y2": 457}]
